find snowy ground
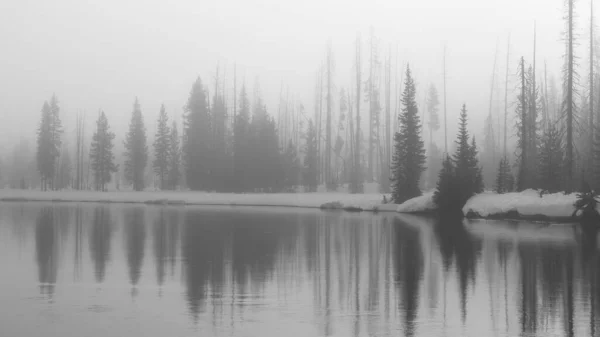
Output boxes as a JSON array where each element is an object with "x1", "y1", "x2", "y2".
[
  {"x1": 0, "y1": 187, "x2": 583, "y2": 220},
  {"x1": 0, "y1": 189, "x2": 397, "y2": 212},
  {"x1": 462, "y1": 189, "x2": 580, "y2": 220},
  {"x1": 393, "y1": 188, "x2": 582, "y2": 221}
]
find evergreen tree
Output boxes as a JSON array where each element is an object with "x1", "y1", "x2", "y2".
[
  {"x1": 538, "y1": 125, "x2": 564, "y2": 193},
  {"x1": 37, "y1": 101, "x2": 53, "y2": 191},
  {"x1": 433, "y1": 155, "x2": 461, "y2": 213},
  {"x1": 469, "y1": 137, "x2": 484, "y2": 194},
  {"x1": 56, "y1": 145, "x2": 72, "y2": 190},
  {"x1": 233, "y1": 85, "x2": 251, "y2": 191},
  {"x1": 426, "y1": 142, "x2": 443, "y2": 189},
  {"x1": 391, "y1": 65, "x2": 426, "y2": 203},
  {"x1": 183, "y1": 77, "x2": 211, "y2": 190},
  {"x1": 283, "y1": 140, "x2": 300, "y2": 192},
  {"x1": 49, "y1": 95, "x2": 63, "y2": 190},
  {"x1": 167, "y1": 121, "x2": 181, "y2": 190},
  {"x1": 452, "y1": 105, "x2": 483, "y2": 205},
  {"x1": 124, "y1": 98, "x2": 148, "y2": 191},
  {"x1": 36, "y1": 96, "x2": 63, "y2": 191},
  {"x1": 434, "y1": 104, "x2": 483, "y2": 213},
  {"x1": 427, "y1": 84, "x2": 441, "y2": 145},
  {"x1": 210, "y1": 79, "x2": 229, "y2": 192},
  {"x1": 153, "y1": 104, "x2": 170, "y2": 190},
  {"x1": 495, "y1": 156, "x2": 514, "y2": 194},
  {"x1": 90, "y1": 111, "x2": 118, "y2": 191},
  {"x1": 303, "y1": 119, "x2": 319, "y2": 192}
]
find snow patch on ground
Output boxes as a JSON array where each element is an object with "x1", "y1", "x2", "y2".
[
  {"x1": 396, "y1": 191, "x2": 436, "y2": 213},
  {"x1": 462, "y1": 189, "x2": 578, "y2": 219},
  {"x1": 0, "y1": 189, "x2": 392, "y2": 212}
]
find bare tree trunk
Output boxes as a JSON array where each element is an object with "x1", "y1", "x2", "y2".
[
  {"x1": 368, "y1": 30, "x2": 375, "y2": 183},
  {"x1": 520, "y1": 57, "x2": 527, "y2": 191},
  {"x1": 353, "y1": 35, "x2": 362, "y2": 193},
  {"x1": 566, "y1": 0, "x2": 575, "y2": 193},
  {"x1": 443, "y1": 45, "x2": 448, "y2": 154},
  {"x1": 489, "y1": 40, "x2": 499, "y2": 166},
  {"x1": 326, "y1": 43, "x2": 333, "y2": 188},
  {"x1": 544, "y1": 61, "x2": 549, "y2": 131},
  {"x1": 317, "y1": 66, "x2": 324, "y2": 185},
  {"x1": 383, "y1": 47, "x2": 392, "y2": 192},
  {"x1": 590, "y1": 0, "x2": 594, "y2": 186},
  {"x1": 504, "y1": 36, "x2": 511, "y2": 157}
]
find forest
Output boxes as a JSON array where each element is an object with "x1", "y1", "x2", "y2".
[{"x1": 0, "y1": 0, "x2": 595, "y2": 211}]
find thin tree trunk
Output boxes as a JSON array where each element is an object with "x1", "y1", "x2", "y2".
[
  {"x1": 520, "y1": 57, "x2": 527, "y2": 191},
  {"x1": 443, "y1": 45, "x2": 448, "y2": 154},
  {"x1": 566, "y1": 0, "x2": 574, "y2": 193},
  {"x1": 326, "y1": 44, "x2": 333, "y2": 188},
  {"x1": 590, "y1": 0, "x2": 594, "y2": 186},
  {"x1": 354, "y1": 35, "x2": 362, "y2": 193},
  {"x1": 504, "y1": 36, "x2": 511, "y2": 156},
  {"x1": 489, "y1": 39, "x2": 499, "y2": 166}
]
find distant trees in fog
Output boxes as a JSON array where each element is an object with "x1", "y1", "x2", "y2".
[
  {"x1": 36, "y1": 95, "x2": 63, "y2": 191},
  {"x1": 14, "y1": 1, "x2": 600, "y2": 200},
  {"x1": 90, "y1": 111, "x2": 118, "y2": 191},
  {"x1": 123, "y1": 98, "x2": 148, "y2": 191}
]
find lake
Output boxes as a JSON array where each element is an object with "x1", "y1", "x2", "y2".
[{"x1": 0, "y1": 202, "x2": 598, "y2": 336}]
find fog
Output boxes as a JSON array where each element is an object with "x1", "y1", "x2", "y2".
[{"x1": 0, "y1": 0, "x2": 578, "y2": 150}]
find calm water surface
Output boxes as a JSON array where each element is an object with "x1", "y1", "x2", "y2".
[{"x1": 0, "y1": 202, "x2": 598, "y2": 337}]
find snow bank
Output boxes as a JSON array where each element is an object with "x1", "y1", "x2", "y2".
[
  {"x1": 396, "y1": 191, "x2": 436, "y2": 213},
  {"x1": 462, "y1": 189, "x2": 578, "y2": 219},
  {"x1": 0, "y1": 189, "x2": 393, "y2": 212}
]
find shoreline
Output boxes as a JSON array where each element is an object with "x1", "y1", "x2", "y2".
[
  {"x1": 0, "y1": 189, "x2": 584, "y2": 223},
  {"x1": 0, "y1": 189, "x2": 399, "y2": 213}
]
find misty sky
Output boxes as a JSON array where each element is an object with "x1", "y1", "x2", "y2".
[{"x1": 0, "y1": 0, "x2": 587, "y2": 152}]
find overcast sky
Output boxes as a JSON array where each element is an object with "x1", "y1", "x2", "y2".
[{"x1": 0, "y1": 0, "x2": 589, "y2": 152}]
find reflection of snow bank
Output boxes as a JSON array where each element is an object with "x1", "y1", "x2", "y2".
[
  {"x1": 462, "y1": 189, "x2": 578, "y2": 220},
  {"x1": 465, "y1": 219, "x2": 577, "y2": 243},
  {"x1": 0, "y1": 189, "x2": 393, "y2": 212}
]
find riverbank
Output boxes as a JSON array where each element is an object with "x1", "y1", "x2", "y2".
[
  {"x1": 0, "y1": 189, "x2": 398, "y2": 212},
  {"x1": 395, "y1": 189, "x2": 585, "y2": 222}
]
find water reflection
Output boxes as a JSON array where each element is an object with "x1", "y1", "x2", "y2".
[
  {"x1": 2, "y1": 204, "x2": 600, "y2": 336},
  {"x1": 89, "y1": 206, "x2": 113, "y2": 283},
  {"x1": 35, "y1": 207, "x2": 58, "y2": 297},
  {"x1": 124, "y1": 207, "x2": 146, "y2": 291}
]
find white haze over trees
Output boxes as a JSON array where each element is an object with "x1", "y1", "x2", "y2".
[{"x1": 0, "y1": 0, "x2": 590, "y2": 196}]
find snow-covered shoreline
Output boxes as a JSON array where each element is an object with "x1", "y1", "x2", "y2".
[
  {"x1": 0, "y1": 189, "x2": 398, "y2": 212},
  {"x1": 393, "y1": 189, "x2": 583, "y2": 222},
  {"x1": 0, "y1": 188, "x2": 584, "y2": 222}
]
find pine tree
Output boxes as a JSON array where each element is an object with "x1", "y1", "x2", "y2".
[
  {"x1": 36, "y1": 96, "x2": 63, "y2": 191},
  {"x1": 495, "y1": 156, "x2": 513, "y2": 194},
  {"x1": 124, "y1": 98, "x2": 148, "y2": 191},
  {"x1": 37, "y1": 101, "x2": 53, "y2": 191},
  {"x1": 56, "y1": 145, "x2": 72, "y2": 190},
  {"x1": 167, "y1": 121, "x2": 180, "y2": 190},
  {"x1": 427, "y1": 84, "x2": 441, "y2": 145},
  {"x1": 183, "y1": 77, "x2": 211, "y2": 190},
  {"x1": 49, "y1": 95, "x2": 63, "y2": 190},
  {"x1": 303, "y1": 119, "x2": 319, "y2": 192},
  {"x1": 391, "y1": 65, "x2": 426, "y2": 203},
  {"x1": 90, "y1": 111, "x2": 118, "y2": 191},
  {"x1": 153, "y1": 104, "x2": 170, "y2": 190},
  {"x1": 433, "y1": 155, "x2": 461, "y2": 213},
  {"x1": 452, "y1": 105, "x2": 483, "y2": 205},
  {"x1": 469, "y1": 137, "x2": 484, "y2": 194},
  {"x1": 434, "y1": 104, "x2": 483, "y2": 213},
  {"x1": 283, "y1": 140, "x2": 300, "y2": 192},
  {"x1": 538, "y1": 125, "x2": 564, "y2": 193},
  {"x1": 234, "y1": 85, "x2": 251, "y2": 191}
]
